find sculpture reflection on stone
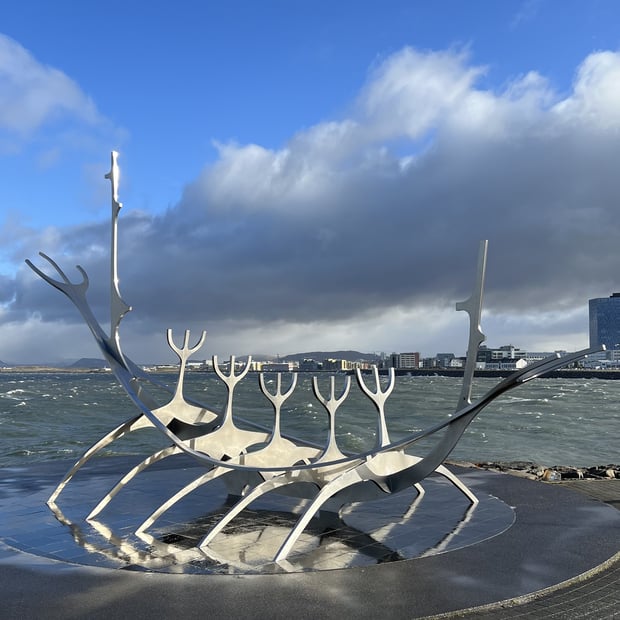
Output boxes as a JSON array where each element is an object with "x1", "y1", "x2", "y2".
[{"x1": 27, "y1": 152, "x2": 602, "y2": 564}]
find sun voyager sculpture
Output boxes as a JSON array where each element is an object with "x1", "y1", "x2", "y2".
[{"x1": 27, "y1": 152, "x2": 602, "y2": 571}]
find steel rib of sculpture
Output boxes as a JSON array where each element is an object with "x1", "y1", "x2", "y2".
[{"x1": 27, "y1": 152, "x2": 603, "y2": 563}]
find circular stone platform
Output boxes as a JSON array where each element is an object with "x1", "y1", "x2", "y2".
[
  {"x1": 0, "y1": 456, "x2": 515, "y2": 574},
  {"x1": 1, "y1": 458, "x2": 619, "y2": 618}
]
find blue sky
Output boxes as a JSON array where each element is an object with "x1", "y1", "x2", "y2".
[{"x1": 2, "y1": 1, "x2": 620, "y2": 363}]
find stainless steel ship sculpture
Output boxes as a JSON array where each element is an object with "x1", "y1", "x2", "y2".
[{"x1": 27, "y1": 152, "x2": 602, "y2": 564}]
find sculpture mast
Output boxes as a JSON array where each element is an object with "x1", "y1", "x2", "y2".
[
  {"x1": 104, "y1": 151, "x2": 132, "y2": 356},
  {"x1": 455, "y1": 240, "x2": 488, "y2": 408}
]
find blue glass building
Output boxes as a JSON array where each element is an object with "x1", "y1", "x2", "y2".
[{"x1": 589, "y1": 293, "x2": 620, "y2": 349}]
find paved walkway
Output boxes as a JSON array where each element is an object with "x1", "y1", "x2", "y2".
[{"x1": 426, "y1": 479, "x2": 620, "y2": 619}]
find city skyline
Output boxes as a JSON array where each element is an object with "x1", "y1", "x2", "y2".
[
  {"x1": 0, "y1": 336, "x2": 586, "y2": 368},
  {"x1": 2, "y1": 2, "x2": 620, "y2": 364}
]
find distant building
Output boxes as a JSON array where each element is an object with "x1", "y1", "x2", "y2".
[
  {"x1": 399, "y1": 352, "x2": 420, "y2": 369},
  {"x1": 523, "y1": 350, "x2": 567, "y2": 364},
  {"x1": 475, "y1": 345, "x2": 564, "y2": 370},
  {"x1": 484, "y1": 358, "x2": 528, "y2": 371},
  {"x1": 476, "y1": 345, "x2": 525, "y2": 363},
  {"x1": 436, "y1": 353, "x2": 455, "y2": 368},
  {"x1": 299, "y1": 359, "x2": 320, "y2": 372},
  {"x1": 262, "y1": 362, "x2": 295, "y2": 372},
  {"x1": 589, "y1": 293, "x2": 620, "y2": 350},
  {"x1": 420, "y1": 357, "x2": 438, "y2": 369},
  {"x1": 388, "y1": 352, "x2": 420, "y2": 369},
  {"x1": 322, "y1": 358, "x2": 354, "y2": 371}
]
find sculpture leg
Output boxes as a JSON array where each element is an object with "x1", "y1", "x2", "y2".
[
  {"x1": 435, "y1": 464, "x2": 479, "y2": 505},
  {"x1": 87, "y1": 445, "x2": 181, "y2": 520},
  {"x1": 199, "y1": 474, "x2": 302, "y2": 548},
  {"x1": 401, "y1": 482, "x2": 426, "y2": 518},
  {"x1": 48, "y1": 413, "x2": 149, "y2": 505},
  {"x1": 274, "y1": 470, "x2": 365, "y2": 562}
]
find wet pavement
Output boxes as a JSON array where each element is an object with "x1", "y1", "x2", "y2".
[
  {"x1": 434, "y1": 478, "x2": 620, "y2": 619},
  {"x1": 0, "y1": 458, "x2": 618, "y2": 618}
]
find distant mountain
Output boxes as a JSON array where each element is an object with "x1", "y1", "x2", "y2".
[
  {"x1": 68, "y1": 358, "x2": 109, "y2": 369},
  {"x1": 281, "y1": 351, "x2": 381, "y2": 363},
  {"x1": 0, "y1": 360, "x2": 7, "y2": 367}
]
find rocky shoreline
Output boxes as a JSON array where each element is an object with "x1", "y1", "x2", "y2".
[{"x1": 451, "y1": 460, "x2": 619, "y2": 481}]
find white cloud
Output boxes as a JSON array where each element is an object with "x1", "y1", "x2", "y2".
[
  {"x1": 0, "y1": 34, "x2": 102, "y2": 137},
  {"x1": 358, "y1": 48, "x2": 485, "y2": 142},
  {"x1": 553, "y1": 51, "x2": 620, "y2": 128}
]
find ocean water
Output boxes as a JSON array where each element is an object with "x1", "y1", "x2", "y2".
[{"x1": 0, "y1": 371, "x2": 618, "y2": 469}]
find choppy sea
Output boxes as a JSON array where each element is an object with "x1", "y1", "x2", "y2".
[{"x1": 0, "y1": 371, "x2": 617, "y2": 469}]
